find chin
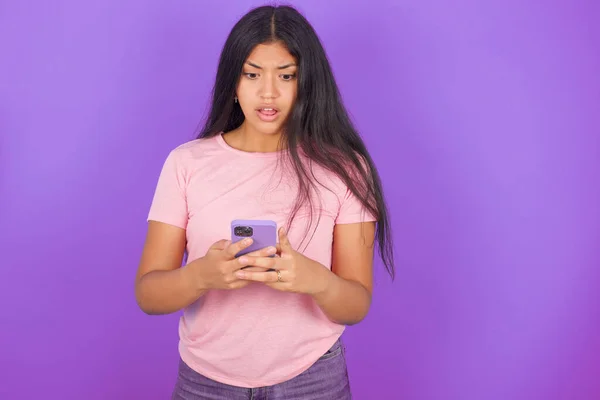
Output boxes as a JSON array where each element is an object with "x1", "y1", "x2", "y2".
[{"x1": 252, "y1": 121, "x2": 284, "y2": 136}]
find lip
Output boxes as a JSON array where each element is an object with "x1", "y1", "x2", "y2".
[{"x1": 256, "y1": 105, "x2": 280, "y2": 122}]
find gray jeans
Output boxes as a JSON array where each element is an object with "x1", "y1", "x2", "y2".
[{"x1": 171, "y1": 339, "x2": 352, "y2": 399}]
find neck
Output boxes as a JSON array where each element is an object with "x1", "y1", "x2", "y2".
[{"x1": 224, "y1": 123, "x2": 284, "y2": 153}]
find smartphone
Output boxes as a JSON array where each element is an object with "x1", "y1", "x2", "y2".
[{"x1": 231, "y1": 219, "x2": 277, "y2": 258}]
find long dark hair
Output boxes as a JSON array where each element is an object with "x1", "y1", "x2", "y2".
[{"x1": 197, "y1": 5, "x2": 395, "y2": 280}]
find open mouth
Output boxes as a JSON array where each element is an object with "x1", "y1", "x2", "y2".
[{"x1": 256, "y1": 107, "x2": 280, "y2": 122}]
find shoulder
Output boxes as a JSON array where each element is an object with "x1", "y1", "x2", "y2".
[
  {"x1": 164, "y1": 136, "x2": 222, "y2": 166},
  {"x1": 304, "y1": 148, "x2": 370, "y2": 189}
]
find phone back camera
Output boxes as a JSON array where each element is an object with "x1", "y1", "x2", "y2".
[{"x1": 235, "y1": 226, "x2": 253, "y2": 237}]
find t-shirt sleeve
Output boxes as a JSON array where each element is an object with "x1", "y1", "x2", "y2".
[
  {"x1": 335, "y1": 186, "x2": 378, "y2": 224},
  {"x1": 146, "y1": 149, "x2": 188, "y2": 230}
]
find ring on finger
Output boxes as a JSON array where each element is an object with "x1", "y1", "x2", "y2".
[{"x1": 276, "y1": 269, "x2": 283, "y2": 282}]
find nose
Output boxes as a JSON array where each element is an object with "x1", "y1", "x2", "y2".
[{"x1": 258, "y1": 73, "x2": 279, "y2": 99}]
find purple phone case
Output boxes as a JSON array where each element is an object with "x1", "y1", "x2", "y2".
[{"x1": 231, "y1": 219, "x2": 277, "y2": 257}]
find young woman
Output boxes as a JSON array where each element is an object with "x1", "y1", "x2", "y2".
[{"x1": 135, "y1": 5, "x2": 395, "y2": 399}]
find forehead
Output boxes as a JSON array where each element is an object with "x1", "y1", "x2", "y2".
[{"x1": 246, "y1": 42, "x2": 296, "y2": 67}]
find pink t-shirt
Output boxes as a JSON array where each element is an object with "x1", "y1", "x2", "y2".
[{"x1": 147, "y1": 133, "x2": 376, "y2": 388}]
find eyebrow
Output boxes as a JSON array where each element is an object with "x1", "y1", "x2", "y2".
[{"x1": 245, "y1": 61, "x2": 297, "y2": 70}]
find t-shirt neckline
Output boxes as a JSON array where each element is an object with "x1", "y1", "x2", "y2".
[{"x1": 216, "y1": 132, "x2": 284, "y2": 158}]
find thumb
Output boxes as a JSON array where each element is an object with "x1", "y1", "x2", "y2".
[
  {"x1": 278, "y1": 227, "x2": 293, "y2": 250},
  {"x1": 211, "y1": 239, "x2": 230, "y2": 251}
]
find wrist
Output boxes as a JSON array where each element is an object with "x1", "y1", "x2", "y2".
[
  {"x1": 183, "y1": 257, "x2": 208, "y2": 294},
  {"x1": 311, "y1": 262, "x2": 336, "y2": 297}
]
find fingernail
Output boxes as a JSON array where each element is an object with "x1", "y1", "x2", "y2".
[
  {"x1": 236, "y1": 271, "x2": 246, "y2": 278},
  {"x1": 244, "y1": 238, "x2": 252, "y2": 245},
  {"x1": 239, "y1": 257, "x2": 248, "y2": 264},
  {"x1": 267, "y1": 247, "x2": 276, "y2": 254}
]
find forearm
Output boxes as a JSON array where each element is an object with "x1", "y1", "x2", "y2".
[
  {"x1": 311, "y1": 264, "x2": 372, "y2": 326},
  {"x1": 135, "y1": 264, "x2": 205, "y2": 315}
]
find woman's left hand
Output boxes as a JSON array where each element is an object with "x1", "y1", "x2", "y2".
[{"x1": 234, "y1": 227, "x2": 331, "y2": 295}]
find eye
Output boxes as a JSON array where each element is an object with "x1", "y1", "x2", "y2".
[
  {"x1": 243, "y1": 72, "x2": 259, "y2": 79},
  {"x1": 281, "y1": 74, "x2": 296, "y2": 81}
]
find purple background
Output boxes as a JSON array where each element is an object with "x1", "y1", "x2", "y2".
[{"x1": 1, "y1": 1, "x2": 599, "y2": 399}]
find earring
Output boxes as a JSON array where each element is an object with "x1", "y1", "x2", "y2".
[{"x1": 234, "y1": 97, "x2": 238, "y2": 103}]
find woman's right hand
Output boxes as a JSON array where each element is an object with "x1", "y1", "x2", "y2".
[{"x1": 189, "y1": 238, "x2": 277, "y2": 290}]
